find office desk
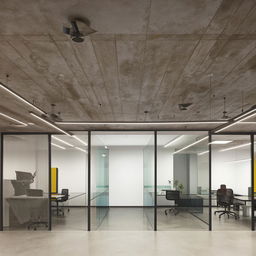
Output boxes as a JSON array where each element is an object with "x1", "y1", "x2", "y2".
[
  {"x1": 6, "y1": 196, "x2": 48, "y2": 225},
  {"x1": 234, "y1": 196, "x2": 251, "y2": 217},
  {"x1": 51, "y1": 194, "x2": 66, "y2": 216},
  {"x1": 158, "y1": 192, "x2": 203, "y2": 213}
]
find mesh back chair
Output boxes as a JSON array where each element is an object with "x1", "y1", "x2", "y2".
[
  {"x1": 164, "y1": 190, "x2": 180, "y2": 216},
  {"x1": 55, "y1": 189, "x2": 70, "y2": 216},
  {"x1": 214, "y1": 187, "x2": 239, "y2": 219}
]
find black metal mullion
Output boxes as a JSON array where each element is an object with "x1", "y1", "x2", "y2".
[
  {"x1": 209, "y1": 132, "x2": 212, "y2": 231},
  {"x1": 251, "y1": 134, "x2": 255, "y2": 231},
  {"x1": 88, "y1": 131, "x2": 91, "y2": 231}
]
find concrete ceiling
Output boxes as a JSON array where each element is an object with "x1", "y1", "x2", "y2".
[{"x1": 0, "y1": 0, "x2": 256, "y2": 132}]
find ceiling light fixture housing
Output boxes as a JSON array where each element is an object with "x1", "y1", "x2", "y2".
[{"x1": 63, "y1": 19, "x2": 96, "y2": 43}]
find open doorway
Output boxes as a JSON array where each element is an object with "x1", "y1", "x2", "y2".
[{"x1": 90, "y1": 131, "x2": 154, "y2": 231}]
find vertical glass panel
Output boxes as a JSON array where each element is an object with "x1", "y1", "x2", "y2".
[
  {"x1": 3, "y1": 135, "x2": 49, "y2": 230},
  {"x1": 91, "y1": 133, "x2": 109, "y2": 230},
  {"x1": 212, "y1": 135, "x2": 251, "y2": 230},
  {"x1": 143, "y1": 135, "x2": 155, "y2": 230},
  {"x1": 91, "y1": 131, "x2": 154, "y2": 230},
  {"x1": 51, "y1": 132, "x2": 88, "y2": 230},
  {"x1": 157, "y1": 132, "x2": 209, "y2": 230}
]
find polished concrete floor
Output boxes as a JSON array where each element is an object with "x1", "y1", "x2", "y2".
[
  {"x1": 0, "y1": 231, "x2": 256, "y2": 256},
  {"x1": 51, "y1": 207, "x2": 251, "y2": 231}
]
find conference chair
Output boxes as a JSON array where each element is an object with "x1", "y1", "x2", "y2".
[
  {"x1": 214, "y1": 185, "x2": 239, "y2": 220},
  {"x1": 55, "y1": 189, "x2": 70, "y2": 216},
  {"x1": 164, "y1": 190, "x2": 180, "y2": 216}
]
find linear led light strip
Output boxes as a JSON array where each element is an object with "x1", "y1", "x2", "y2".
[
  {"x1": 0, "y1": 112, "x2": 28, "y2": 126},
  {"x1": 75, "y1": 147, "x2": 87, "y2": 153},
  {"x1": 0, "y1": 82, "x2": 46, "y2": 115},
  {"x1": 52, "y1": 136, "x2": 74, "y2": 147},
  {"x1": 52, "y1": 135, "x2": 87, "y2": 148},
  {"x1": 56, "y1": 121, "x2": 227, "y2": 125},
  {"x1": 220, "y1": 143, "x2": 251, "y2": 152},
  {"x1": 215, "y1": 109, "x2": 256, "y2": 133},
  {"x1": 30, "y1": 112, "x2": 72, "y2": 136},
  {"x1": 72, "y1": 135, "x2": 88, "y2": 146},
  {"x1": 173, "y1": 136, "x2": 208, "y2": 154},
  {"x1": 226, "y1": 158, "x2": 250, "y2": 164},
  {"x1": 164, "y1": 135, "x2": 184, "y2": 148},
  {"x1": 51, "y1": 143, "x2": 66, "y2": 150},
  {"x1": 198, "y1": 150, "x2": 209, "y2": 156}
]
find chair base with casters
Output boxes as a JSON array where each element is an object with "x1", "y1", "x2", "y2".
[
  {"x1": 214, "y1": 206, "x2": 239, "y2": 220},
  {"x1": 27, "y1": 221, "x2": 48, "y2": 230},
  {"x1": 164, "y1": 207, "x2": 179, "y2": 216}
]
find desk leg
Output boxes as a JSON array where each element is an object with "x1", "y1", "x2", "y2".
[
  {"x1": 242, "y1": 205, "x2": 250, "y2": 217},
  {"x1": 57, "y1": 201, "x2": 59, "y2": 216}
]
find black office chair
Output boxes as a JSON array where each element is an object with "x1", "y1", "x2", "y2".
[
  {"x1": 54, "y1": 189, "x2": 70, "y2": 216},
  {"x1": 214, "y1": 187, "x2": 239, "y2": 219},
  {"x1": 164, "y1": 190, "x2": 180, "y2": 216}
]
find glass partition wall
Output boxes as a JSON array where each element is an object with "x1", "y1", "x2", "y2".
[
  {"x1": 157, "y1": 132, "x2": 210, "y2": 230},
  {"x1": 51, "y1": 132, "x2": 88, "y2": 231},
  {"x1": 212, "y1": 134, "x2": 251, "y2": 230},
  {"x1": 2, "y1": 135, "x2": 49, "y2": 230},
  {"x1": 90, "y1": 131, "x2": 154, "y2": 230},
  {"x1": 1, "y1": 131, "x2": 256, "y2": 232}
]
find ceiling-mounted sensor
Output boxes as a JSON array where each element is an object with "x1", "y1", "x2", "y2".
[{"x1": 63, "y1": 18, "x2": 97, "y2": 43}]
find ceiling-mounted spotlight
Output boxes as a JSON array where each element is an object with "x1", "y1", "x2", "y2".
[{"x1": 63, "y1": 18, "x2": 96, "y2": 43}]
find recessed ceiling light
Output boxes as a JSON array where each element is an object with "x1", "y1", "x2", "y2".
[
  {"x1": 164, "y1": 136, "x2": 184, "y2": 148},
  {"x1": 209, "y1": 140, "x2": 232, "y2": 144},
  {"x1": 75, "y1": 147, "x2": 87, "y2": 153},
  {"x1": 198, "y1": 150, "x2": 209, "y2": 156},
  {"x1": 52, "y1": 136, "x2": 74, "y2": 147},
  {"x1": 220, "y1": 143, "x2": 251, "y2": 152},
  {"x1": 72, "y1": 135, "x2": 88, "y2": 146},
  {"x1": 51, "y1": 143, "x2": 66, "y2": 150},
  {"x1": 173, "y1": 136, "x2": 208, "y2": 154}
]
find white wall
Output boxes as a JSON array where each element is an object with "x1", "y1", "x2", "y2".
[
  {"x1": 212, "y1": 150, "x2": 251, "y2": 195},
  {"x1": 157, "y1": 148, "x2": 173, "y2": 187},
  {"x1": 109, "y1": 146, "x2": 143, "y2": 206},
  {"x1": 51, "y1": 149, "x2": 87, "y2": 206},
  {"x1": 3, "y1": 136, "x2": 48, "y2": 191}
]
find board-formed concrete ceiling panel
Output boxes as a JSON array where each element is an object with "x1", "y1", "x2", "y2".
[{"x1": 0, "y1": 0, "x2": 256, "y2": 132}]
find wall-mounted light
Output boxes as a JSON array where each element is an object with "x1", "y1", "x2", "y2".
[
  {"x1": 52, "y1": 136, "x2": 74, "y2": 147},
  {"x1": 51, "y1": 143, "x2": 66, "y2": 150},
  {"x1": 0, "y1": 112, "x2": 28, "y2": 126},
  {"x1": 30, "y1": 112, "x2": 72, "y2": 136},
  {"x1": 0, "y1": 82, "x2": 46, "y2": 115},
  {"x1": 173, "y1": 136, "x2": 208, "y2": 154},
  {"x1": 164, "y1": 136, "x2": 184, "y2": 148}
]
